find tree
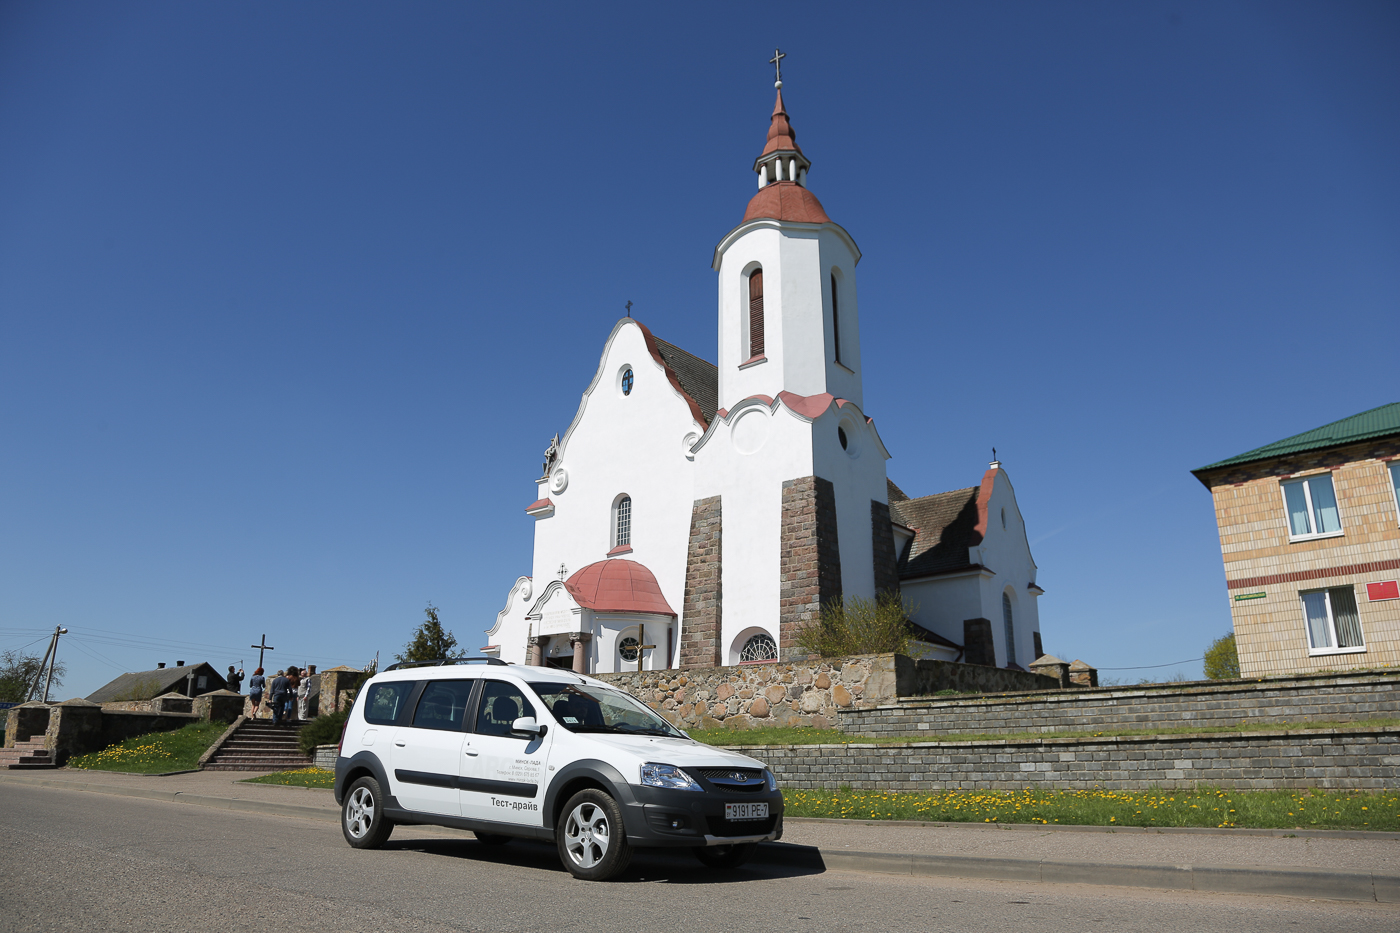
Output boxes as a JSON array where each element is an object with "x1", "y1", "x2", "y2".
[
  {"x1": 395, "y1": 603, "x2": 465, "y2": 665},
  {"x1": 1203, "y1": 632, "x2": 1240, "y2": 680},
  {"x1": 0, "y1": 649, "x2": 65, "y2": 703}
]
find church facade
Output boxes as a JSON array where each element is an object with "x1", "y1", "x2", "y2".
[{"x1": 487, "y1": 83, "x2": 1043, "y2": 675}]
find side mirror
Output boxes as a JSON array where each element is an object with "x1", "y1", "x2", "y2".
[{"x1": 512, "y1": 716, "x2": 545, "y2": 737}]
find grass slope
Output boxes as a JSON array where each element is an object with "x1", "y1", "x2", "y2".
[
  {"x1": 241, "y1": 767, "x2": 335, "y2": 788},
  {"x1": 68, "y1": 721, "x2": 228, "y2": 774}
]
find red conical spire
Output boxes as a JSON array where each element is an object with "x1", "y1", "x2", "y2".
[{"x1": 761, "y1": 89, "x2": 804, "y2": 158}]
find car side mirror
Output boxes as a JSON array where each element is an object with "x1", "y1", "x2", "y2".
[{"x1": 512, "y1": 716, "x2": 545, "y2": 737}]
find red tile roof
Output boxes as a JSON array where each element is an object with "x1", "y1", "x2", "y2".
[
  {"x1": 565, "y1": 559, "x2": 676, "y2": 616},
  {"x1": 742, "y1": 181, "x2": 831, "y2": 225},
  {"x1": 761, "y1": 89, "x2": 804, "y2": 157},
  {"x1": 524, "y1": 498, "x2": 553, "y2": 513}
]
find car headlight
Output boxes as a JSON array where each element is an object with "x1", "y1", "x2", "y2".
[
  {"x1": 640, "y1": 762, "x2": 702, "y2": 791},
  {"x1": 765, "y1": 769, "x2": 778, "y2": 791}
]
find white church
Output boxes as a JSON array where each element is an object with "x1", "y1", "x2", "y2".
[{"x1": 487, "y1": 75, "x2": 1044, "y2": 676}]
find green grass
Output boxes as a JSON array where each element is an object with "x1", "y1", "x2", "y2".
[
  {"x1": 67, "y1": 720, "x2": 228, "y2": 773},
  {"x1": 241, "y1": 767, "x2": 335, "y2": 788},
  {"x1": 688, "y1": 717, "x2": 1400, "y2": 747},
  {"x1": 783, "y1": 786, "x2": 1400, "y2": 831}
]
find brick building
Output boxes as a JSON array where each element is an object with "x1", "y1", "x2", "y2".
[{"x1": 1192, "y1": 402, "x2": 1400, "y2": 677}]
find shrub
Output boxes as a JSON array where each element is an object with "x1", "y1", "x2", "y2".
[
  {"x1": 796, "y1": 591, "x2": 913, "y2": 658},
  {"x1": 1204, "y1": 632, "x2": 1240, "y2": 680},
  {"x1": 298, "y1": 708, "x2": 350, "y2": 756}
]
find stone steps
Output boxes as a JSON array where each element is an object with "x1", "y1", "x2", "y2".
[
  {"x1": 0, "y1": 739, "x2": 57, "y2": 770},
  {"x1": 199, "y1": 719, "x2": 313, "y2": 772}
]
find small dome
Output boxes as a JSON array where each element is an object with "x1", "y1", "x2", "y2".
[
  {"x1": 565, "y1": 559, "x2": 677, "y2": 616},
  {"x1": 742, "y1": 181, "x2": 831, "y2": 225}
]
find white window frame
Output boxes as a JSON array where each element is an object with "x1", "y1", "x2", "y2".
[
  {"x1": 1389, "y1": 461, "x2": 1400, "y2": 528},
  {"x1": 1279, "y1": 473, "x2": 1344, "y2": 542},
  {"x1": 613, "y1": 495, "x2": 632, "y2": 550},
  {"x1": 1299, "y1": 586, "x2": 1366, "y2": 656}
]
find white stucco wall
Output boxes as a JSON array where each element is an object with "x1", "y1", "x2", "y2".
[
  {"x1": 713, "y1": 221, "x2": 863, "y2": 413},
  {"x1": 487, "y1": 320, "x2": 701, "y2": 672}
]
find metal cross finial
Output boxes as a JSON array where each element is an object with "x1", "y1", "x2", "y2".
[
  {"x1": 625, "y1": 300, "x2": 633, "y2": 317},
  {"x1": 770, "y1": 48, "x2": 786, "y2": 88},
  {"x1": 558, "y1": 562, "x2": 568, "y2": 581}
]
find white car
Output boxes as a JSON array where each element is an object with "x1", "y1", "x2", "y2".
[{"x1": 333, "y1": 658, "x2": 784, "y2": 881}]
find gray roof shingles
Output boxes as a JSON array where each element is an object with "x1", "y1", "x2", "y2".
[
  {"x1": 889, "y1": 486, "x2": 982, "y2": 579},
  {"x1": 86, "y1": 663, "x2": 226, "y2": 703},
  {"x1": 652, "y1": 337, "x2": 718, "y2": 425}
]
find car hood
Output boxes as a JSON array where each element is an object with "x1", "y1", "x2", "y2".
[{"x1": 579, "y1": 734, "x2": 769, "y2": 771}]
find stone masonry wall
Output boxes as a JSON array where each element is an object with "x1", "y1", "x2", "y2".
[
  {"x1": 598, "y1": 654, "x2": 1058, "y2": 731},
  {"x1": 779, "y1": 476, "x2": 841, "y2": 660},
  {"x1": 838, "y1": 669, "x2": 1400, "y2": 737},
  {"x1": 680, "y1": 495, "x2": 723, "y2": 669},
  {"x1": 871, "y1": 500, "x2": 900, "y2": 596},
  {"x1": 741, "y1": 727, "x2": 1400, "y2": 791}
]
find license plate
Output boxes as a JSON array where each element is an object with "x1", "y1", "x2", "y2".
[{"x1": 724, "y1": 802, "x2": 768, "y2": 821}]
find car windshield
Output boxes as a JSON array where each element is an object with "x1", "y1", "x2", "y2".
[{"x1": 528, "y1": 682, "x2": 685, "y2": 738}]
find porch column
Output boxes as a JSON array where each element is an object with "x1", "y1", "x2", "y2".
[
  {"x1": 569, "y1": 633, "x2": 592, "y2": 675},
  {"x1": 527, "y1": 636, "x2": 544, "y2": 667}
]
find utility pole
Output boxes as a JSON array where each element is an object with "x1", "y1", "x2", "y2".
[{"x1": 27, "y1": 625, "x2": 68, "y2": 703}]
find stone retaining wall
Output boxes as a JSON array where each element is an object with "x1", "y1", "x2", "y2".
[
  {"x1": 598, "y1": 654, "x2": 1058, "y2": 730},
  {"x1": 836, "y1": 669, "x2": 1400, "y2": 738},
  {"x1": 738, "y1": 726, "x2": 1400, "y2": 792}
]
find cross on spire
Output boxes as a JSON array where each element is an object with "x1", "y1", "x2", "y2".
[
  {"x1": 769, "y1": 48, "x2": 785, "y2": 89},
  {"x1": 625, "y1": 300, "x2": 633, "y2": 317}
]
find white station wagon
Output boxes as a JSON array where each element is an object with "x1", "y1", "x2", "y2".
[{"x1": 333, "y1": 658, "x2": 784, "y2": 880}]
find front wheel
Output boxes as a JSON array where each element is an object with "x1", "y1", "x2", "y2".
[
  {"x1": 556, "y1": 789, "x2": 633, "y2": 881},
  {"x1": 693, "y1": 842, "x2": 758, "y2": 869},
  {"x1": 341, "y1": 776, "x2": 394, "y2": 849}
]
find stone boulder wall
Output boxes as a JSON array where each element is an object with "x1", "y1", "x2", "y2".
[{"x1": 595, "y1": 654, "x2": 1060, "y2": 731}]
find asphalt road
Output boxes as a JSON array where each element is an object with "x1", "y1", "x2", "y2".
[{"x1": 1, "y1": 784, "x2": 1393, "y2": 933}]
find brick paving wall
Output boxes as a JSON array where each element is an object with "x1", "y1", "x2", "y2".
[
  {"x1": 837, "y1": 670, "x2": 1400, "y2": 737},
  {"x1": 779, "y1": 476, "x2": 841, "y2": 660},
  {"x1": 744, "y1": 727, "x2": 1400, "y2": 791},
  {"x1": 680, "y1": 495, "x2": 723, "y2": 669}
]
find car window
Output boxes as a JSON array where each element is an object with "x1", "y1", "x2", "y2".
[
  {"x1": 412, "y1": 679, "x2": 475, "y2": 731},
  {"x1": 528, "y1": 682, "x2": 684, "y2": 738},
  {"x1": 363, "y1": 681, "x2": 416, "y2": 726},
  {"x1": 475, "y1": 680, "x2": 536, "y2": 738}
]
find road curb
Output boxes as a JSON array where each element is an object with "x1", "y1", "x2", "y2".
[
  {"x1": 784, "y1": 815, "x2": 1400, "y2": 842},
  {"x1": 5, "y1": 774, "x2": 1394, "y2": 902}
]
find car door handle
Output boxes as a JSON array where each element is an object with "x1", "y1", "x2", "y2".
[
  {"x1": 464, "y1": 749, "x2": 479, "y2": 756},
  {"x1": 394, "y1": 741, "x2": 406, "y2": 747}
]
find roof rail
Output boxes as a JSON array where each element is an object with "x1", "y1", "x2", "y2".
[{"x1": 382, "y1": 657, "x2": 508, "y2": 672}]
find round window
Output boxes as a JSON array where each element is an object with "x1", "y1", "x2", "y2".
[
  {"x1": 739, "y1": 633, "x2": 778, "y2": 662},
  {"x1": 618, "y1": 636, "x2": 640, "y2": 662},
  {"x1": 837, "y1": 427, "x2": 848, "y2": 450},
  {"x1": 621, "y1": 368, "x2": 634, "y2": 396}
]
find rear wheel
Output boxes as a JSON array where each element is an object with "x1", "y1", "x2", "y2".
[
  {"x1": 556, "y1": 789, "x2": 633, "y2": 881},
  {"x1": 341, "y1": 776, "x2": 394, "y2": 849},
  {"x1": 693, "y1": 842, "x2": 758, "y2": 869},
  {"x1": 474, "y1": 832, "x2": 513, "y2": 846}
]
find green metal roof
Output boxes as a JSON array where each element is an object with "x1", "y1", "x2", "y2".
[{"x1": 1194, "y1": 402, "x2": 1400, "y2": 475}]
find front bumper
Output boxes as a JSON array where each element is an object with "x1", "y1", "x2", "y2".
[{"x1": 618, "y1": 783, "x2": 784, "y2": 848}]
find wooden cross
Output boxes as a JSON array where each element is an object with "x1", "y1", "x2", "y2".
[
  {"x1": 625, "y1": 300, "x2": 632, "y2": 316},
  {"x1": 770, "y1": 48, "x2": 786, "y2": 86},
  {"x1": 251, "y1": 633, "x2": 275, "y2": 668}
]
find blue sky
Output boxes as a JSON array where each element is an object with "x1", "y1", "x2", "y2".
[{"x1": 2, "y1": 2, "x2": 1397, "y2": 697}]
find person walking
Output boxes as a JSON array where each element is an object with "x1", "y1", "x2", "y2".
[
  {"x1": 226, "y1": 665, "x2": 244, "y2": 694},
  {"x1": 269, "y1": 669, "x2": 290, "y2": 726},
  {"x1": 248, "y1": 668, "x2": 266, "y2": 718},
  {"x1": 296, "y1": 668, "x2": 311, "y2": 721},
  {"x1": 284, "y1": 667, "x2": 301, "y2": 723}
]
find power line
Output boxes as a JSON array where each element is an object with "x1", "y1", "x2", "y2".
[{"x1": 1098, "y1": 657, "x2": 1204, "y2": 671}]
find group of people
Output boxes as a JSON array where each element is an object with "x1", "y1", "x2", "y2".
[{"x1": 232, "y1": 664, "x2": 314, "y2": 726}]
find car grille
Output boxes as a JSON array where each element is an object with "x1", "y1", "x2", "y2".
[{"x1": 697, "y1": 767, "x2": 767, "y2": 793}]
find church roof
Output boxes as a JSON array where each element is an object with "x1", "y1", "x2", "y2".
[
  {"x1": 761, "y1": 88, "x2": 804, "y2": 158},
  {"x1": 887, "y1": 478, "x2": 910, "y2": 503},
  {"x1": 742, "y1": 182, "x2": 832, "y2": 225},
  {"x1": 565, "y1": 559, "x2": 677, "y2": 617},
  {"x1": 889, "y1": 486, "x2": 983, "y2": 579},
  {"x1": 651, "y1": 337, "x2": 718, "y2": 424}
]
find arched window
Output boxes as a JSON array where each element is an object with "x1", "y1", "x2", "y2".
[
  {"x1": 747, "y1": 269, "x2": 765, "y2": 360},
  {"x1": 739, "y1": 632, "x2": 777, "y2": 662},
  {"x1": 830, "y1": 272, "x2": 842, "y2": 364},
  {"x1": 1002, "y1": 592, "x2": 1017, "y2": 668},
  {"x1": 614, "y1": 495, "x2": 632, "y2": 548}
]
